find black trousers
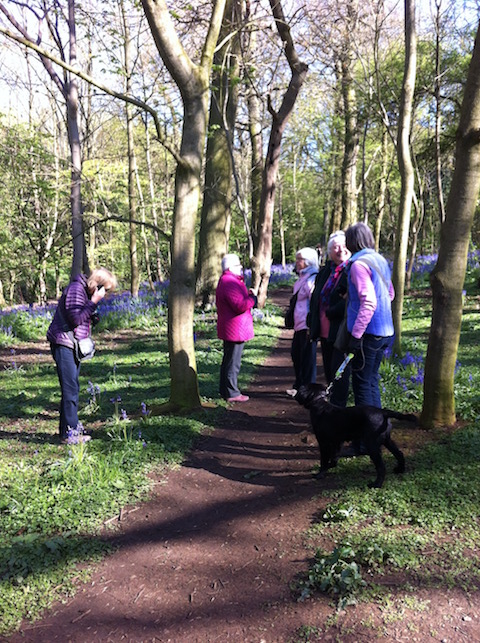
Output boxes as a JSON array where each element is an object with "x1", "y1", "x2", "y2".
[
  {"x1": 291, "y1": 329, "x2": 317, "y2": 388},
  {"x1": 219, "y1": 341, "x2": 245, "y2": 399}
]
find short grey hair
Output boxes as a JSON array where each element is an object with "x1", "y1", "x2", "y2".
[
  {"x1": 221, "y1": 253, "x2": 241, "y2": 272},
  {"x1": 296, "y1": 247, "x2": 319, "y2": 269},
  {"x1": 327, "y1": 231, "x2": 346, "y2": 258}
]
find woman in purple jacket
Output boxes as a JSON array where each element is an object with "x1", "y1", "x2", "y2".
[
  {"x1": 47, "y1": 268, "x2": 117, "y2": 442},
  {"x1": 216, "y1": 254, "x2": 258, "y2": 402}
]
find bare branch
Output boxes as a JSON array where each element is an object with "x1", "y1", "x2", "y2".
[{"x1": 0, "y1": 24, "x2": 184, "y2": 166}]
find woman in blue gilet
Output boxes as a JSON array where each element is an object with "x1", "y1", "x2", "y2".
[{"x1": 345, "y1": 223, "x2": 394, "y2": 408}]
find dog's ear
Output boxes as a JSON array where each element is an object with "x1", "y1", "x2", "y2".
[{"x1": 286, "y1": 389, "x2": 297, "y2": 398}]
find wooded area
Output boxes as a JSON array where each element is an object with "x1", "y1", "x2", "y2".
[{"x1": 1, "y1": 0, "x2": 480, "y2": 423}]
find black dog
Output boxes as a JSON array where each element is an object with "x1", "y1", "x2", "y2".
[{"x1": 289, "y1": 383, "x2": 417, "y2": 488}]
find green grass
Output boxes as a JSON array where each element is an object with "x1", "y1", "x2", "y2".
[
  {"x1": 296, "y1": 283, "x2": 480, "y2": 622},
  {"x1": 0, "y1": 300, "x2": 281, "y2": 635},
  {"x1": 299, "y1": 423, "x2": 480, "y2": 614}
]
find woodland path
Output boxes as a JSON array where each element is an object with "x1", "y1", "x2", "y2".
[{"x1": 4, "y1": 289, "x2": 480, "y2": 642}]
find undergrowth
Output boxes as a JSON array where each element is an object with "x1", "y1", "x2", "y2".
[
  {"x1": 0, "y1": 295, "x2": 280, "y2": 635},
  {"x1": 295, "y1": 267, "x2": 480, "y2": 619}
]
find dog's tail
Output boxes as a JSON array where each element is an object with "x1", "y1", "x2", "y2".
[{"x1": 384, "y1": 409, "x2": 418, "y2": 424}]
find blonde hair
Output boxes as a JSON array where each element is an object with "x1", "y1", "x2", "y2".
[{"x1": 87, "y1": 268, "x2": 117, "y2": 294}]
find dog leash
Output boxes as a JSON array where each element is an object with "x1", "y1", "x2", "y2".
[{"x1": 324, "y1": 353, "x2": 354, "y2": 398}]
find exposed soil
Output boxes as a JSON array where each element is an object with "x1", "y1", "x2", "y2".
[{"x1": 3, "y1": 289, "x2": 480, "y2": 642}]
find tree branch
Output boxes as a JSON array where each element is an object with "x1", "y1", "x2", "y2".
[{"x1": 0, "y1": 25, "x2": 184, "y2": 167}]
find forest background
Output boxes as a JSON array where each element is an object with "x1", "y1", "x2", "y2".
[{"x1": 1, "y1": 0, "x2": 480, "y2": 425}]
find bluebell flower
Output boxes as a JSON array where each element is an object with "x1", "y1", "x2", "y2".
[{"x1": 141, "y1": 402, "x2": 151, "y2": 417}]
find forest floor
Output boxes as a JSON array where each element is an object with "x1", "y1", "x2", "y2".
[{"x1": 3, "y1": 288, "x2": 480, "y2": 642}]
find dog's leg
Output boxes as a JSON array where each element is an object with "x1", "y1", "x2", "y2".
[
  {"x1": 367, "y1": 448, "x2": 386, "y2": 488},
  {"x1": 384, "y1": 435, "x2": 406, "y2": 474},
  {"x1": 313, "y1": 442, "x2": 337, "y2": 479}
]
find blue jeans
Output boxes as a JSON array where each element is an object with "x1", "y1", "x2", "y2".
[
  {"x1": 51, "y1": 344, "x2": 81, "y2": 438},
  {"x1": 220, "y1": 341, "x2": 245, "y2": 399},
  {"x1": 351, "y1": 334, "x2": 390, "y2": 407}
]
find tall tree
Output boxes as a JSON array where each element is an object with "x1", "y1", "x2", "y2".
[
  {"x1": 250, "y1": 0, "x2": 308, "y2": 306},
  {"x1": 119, "y1": 0, "x2": 140, "y2": 296},
  {"x1": 0, "y1": 0, "x2": 89, "y2": 278},
  {"x1": 245, "y1": 9, "x2": 263, "y2": 258},
  {"x1": 433, "y1": 0, "x2": 446, "y2": 224},
  {"x1": 340, "y1": 0, "x2": 360, "y2": 228},
  {"x1": 140, "y1": 0, "x2": 226, "y2": 410},
  {"x1": 391, "y1": 0, "x2": 417, "y2": 353},
  {"x1": 196, "y1": 0, "x2": 242, "y2": 307},
  {"x1": 421, "y1": 20, "x2": 480, "y2": 427}
]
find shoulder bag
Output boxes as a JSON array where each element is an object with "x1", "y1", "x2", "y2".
[{"x1": 284, "y1": 291, "x2": 298, "y2": 329}]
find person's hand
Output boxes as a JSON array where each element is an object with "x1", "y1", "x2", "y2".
[
  {"x1": 347, "y1": 335, "x2": 363, "y2": 355},
  {"x1": 91, "y1": 285, "x2": 106, "y2": 305},
  {"x1": 249, "y1": 287, "x2": 258, "y2": 297}
]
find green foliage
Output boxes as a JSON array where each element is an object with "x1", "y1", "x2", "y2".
[
  {"x1": 308, "y1": 421, "x2": 480, "y2": 576},
  {"x1": 295, "y1": 544, "x2": 367, "y2": 609},
  {"x1": 0, "y1": 309, "x2": 53, "y2": 344}
]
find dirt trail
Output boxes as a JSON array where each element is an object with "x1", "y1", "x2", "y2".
[{"x1": 4, "y1": 289, "x2": 480, "y2": 642}]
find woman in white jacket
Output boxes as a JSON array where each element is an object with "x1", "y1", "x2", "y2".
[{"x1": 290, "y1": 247, "x2": 319, "y2": 388}]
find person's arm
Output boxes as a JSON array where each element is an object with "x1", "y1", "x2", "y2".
[
  {"x1": 227, "y1": 281, "x2": 256, "y2": 314},
  {"x1": 389, "y1": 281, "x2": 395, "y2": 301},
  {"x1": 350, "y1": 261, "x2": 377, "y2": 339}
]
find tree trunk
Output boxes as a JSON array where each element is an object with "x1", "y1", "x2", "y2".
[
  {"x1": 278, "y1": 177, "x2": 286, "y2": 267},
  {"x1": 143, "y1": 114, "x2": 164, "y2": 283},
  {"x1": 246, "y1": 26, "x2": 263, "y2": 255},
  {"x1": 168, "y1": 106, "x2": 205, "y2": 407},
  {"x1": 434, "y1": 0, "x2": 446, "y2": 224},
  {"x1": 340, "y1": 51, "x2": 359, "y2": 228},
  {"x1": 330, "y1": 65, "x2": 343, "y2": 233},
  {"x1": 406, "y1": 163, "x2": 425, "y2": 289},
  {"x1": 141, "y1": 0, "x2": 226, "y2": 410},
  {"x1": 135, "y1": 162, "x2": 155, "y2": 292},
  {"x1": 251, "y1": 0, "x2": 308, "y2": 306},
  {"x1": 374, "y1": 127, "x2": 390, "y2": 250},
  {"x1": 67, "y1": 0, "x2": 89, "y2": 278},
  {"x1": 121, "y1": 1, "x2": 140, "y2": 297},
  {"x1": 421, "y1": 20, "x2": 480, "y2": 428},
  {"x1": 196, "y1": 0, "x2": 241, "y2": 307},
  {"x1": 391, "y1": 0, "x2": 417, "y2": 354}
]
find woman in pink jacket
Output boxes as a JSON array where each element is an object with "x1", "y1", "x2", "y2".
[{"x1": 216, "y1": 254, "x2": 258, "y2": 402}]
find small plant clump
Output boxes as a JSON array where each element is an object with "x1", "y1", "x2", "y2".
[{"x1": 295, "y1": 544, "x2": 367, "y2": 609}]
